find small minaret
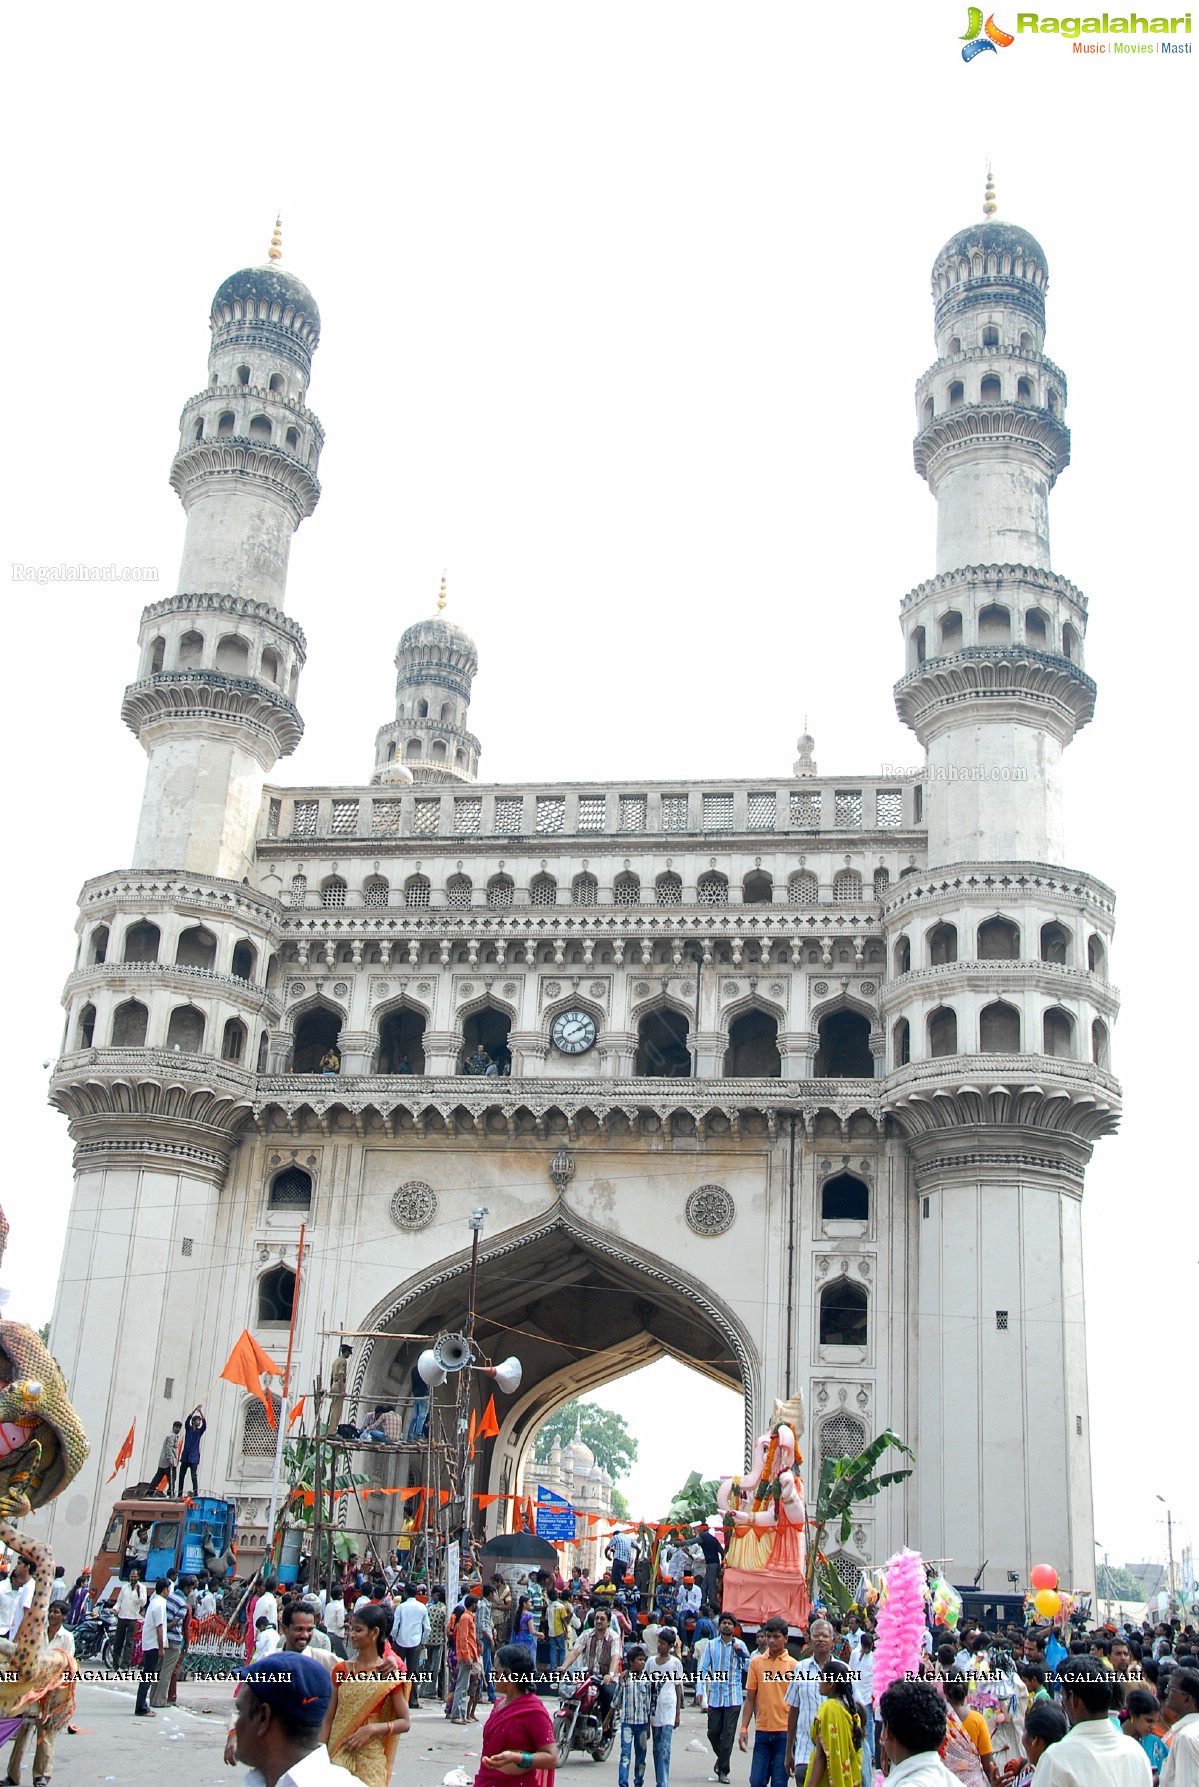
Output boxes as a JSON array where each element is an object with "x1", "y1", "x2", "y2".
[
  {"x1": 372, "y1": 576, "x2": 482, "y2": 783},
  {"x1": 122, "y1": 220, "x2": 323, "y2": 878}
]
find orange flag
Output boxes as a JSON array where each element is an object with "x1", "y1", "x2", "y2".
[
  {"x1": 478, "y1": 1394, "x2": 500, "y2": 1440},
  {"x1": 106, "y1": 1420, "x2": 135, "y2": 1483},
  {"x1": 288, "y1": 1396, "x2": 306, "y2": 1428},
  {"x1": 468, "y1": 1409, "x2": 478, "y2": 1459},
  {"x1": 220, "y1": 1329, "x2": 282, "y2": 1426}
]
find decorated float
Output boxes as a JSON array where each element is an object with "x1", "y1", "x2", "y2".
[{"x1": 716, "y1": 1393, "x2": 810, "y2": 1629}]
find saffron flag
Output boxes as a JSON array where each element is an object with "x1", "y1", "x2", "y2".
[
  {"x1": 106, "y1": 1420, "x2": 135, "y2": 1483},
  {"x1": 468, "y1": 1409, "x2": 478, "y2": 1459},
  {"x1": 288, "y1": 1395, "x2": 306, "y2": 1428},
  {"x1": 478, "y1": 1394, "x2": 500, "y2": 1440},
  {"x1": 220, "y1": 1329, "x2": 282, "y2": 1426}
]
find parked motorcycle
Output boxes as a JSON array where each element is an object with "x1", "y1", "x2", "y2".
[
  {"x1": 69, "y1": 1602, "x2": 117, "y2": 1667},
  {"x1": 552, "y1": 1673, "x2": 616, "y2": 1764}
]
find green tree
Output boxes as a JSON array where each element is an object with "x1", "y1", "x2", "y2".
[
  {"x1": 1098, "y1": 1563, "x2": 1152, "y2": 1603},
  {"x1": 806, "y1": 1429, "x2": 914, "y2": 1613},
  {"x1": 666, "y1": 1470, "x2": 720, "y2": 1524},
  {"x1": 533, "y1": 1399, "x2": 638, "y2": 1482},
  {"x1": 38, "y1": 1321, "x2": 50, "y2": 1344},
  {"x1": 610, "y1": 1487, "x2": 630, "y2": 1520}
]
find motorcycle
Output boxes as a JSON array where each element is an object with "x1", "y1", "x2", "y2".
[
  {"x1": 552, "y1": 1672, "x2": 616, "y2": 1764},
  {"x1": 69, "y1": 1602, "x2": 117, "y2": 1667}
]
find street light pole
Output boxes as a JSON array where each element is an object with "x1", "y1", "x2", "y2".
[
  {"x1": 1157, "y1": 1496, "x2": 1177, "y2": 1617},
  {"x1": 459, "y1": 1207, "x2": 490, "y2": 1547}
]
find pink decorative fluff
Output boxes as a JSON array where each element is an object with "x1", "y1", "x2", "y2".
[{"x1": 872, "y1": 1547, "x2": 927, "y2": 1709}]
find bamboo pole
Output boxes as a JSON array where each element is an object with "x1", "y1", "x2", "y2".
[{"x1": 265, "y1": 1224, "x2": 306, "y2": 1560}]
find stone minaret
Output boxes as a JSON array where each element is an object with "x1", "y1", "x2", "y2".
[
  {"x1": 371, "y1": 577, "x2": 482, "y2": 784},
  {"x1": 125, "y1": 219, "x2": 322, "y2": 880},
  {"x1": 881, "y1": 179, "x2": 1120, "y2": 1597}
]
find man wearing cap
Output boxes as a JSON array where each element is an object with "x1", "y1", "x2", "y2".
[
  {"x1": 229, "y1": 1652, "x2": 340, "y2": 1786},
  {"x1": 325, "y1": 1344, "x2": 352, "y2": 1434}
]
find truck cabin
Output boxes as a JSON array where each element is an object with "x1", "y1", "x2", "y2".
[{"x1": 92, "y1": 1495, "x2": 236, "y2": 1595}]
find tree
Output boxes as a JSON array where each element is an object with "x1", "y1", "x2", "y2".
[
  {"x1": 666, "y1": 1470, "x2": 720, "y2": 1524},
  {"x1": 1098, "y1": 1563, "x2": 1153, "y2": 1603},
  {"x1": 532, "y1": 1399, "x2": 638, "y2": 1482},
  {"x1": 610, "y1": 1487, "x2": 630, "y2": 1520},
  {"x1": 806, "y1": 1428, "x2": 914, "y2": 1613}
]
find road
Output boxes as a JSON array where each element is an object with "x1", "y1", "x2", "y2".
[{"x1": 19, "y1": 1676, "x2": 731, "y2": 1787}]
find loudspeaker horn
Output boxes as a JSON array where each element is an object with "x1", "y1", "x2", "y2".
[
  {"x1": 478, "y1": 1355, "x2": 523, "y2": 1394},
  {"x1": 416, "y1": 1347, "x2": 448, "y2": 1389},
  {"x1": 433, "y1": 1331, "x2": 473, "y2": 1372}
]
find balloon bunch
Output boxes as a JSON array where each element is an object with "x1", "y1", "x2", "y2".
[
  {"x1": 1030, "y1": 1563, "x2": 1061, "y2": 1619},
  {"x1": 872, "y1": 1547, "x2": 928, "y2": 1710}
]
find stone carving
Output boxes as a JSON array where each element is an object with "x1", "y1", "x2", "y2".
[
  {"x1": 289, "y1": 980, "x2": 305, "y2": 996},
  {"x1": 686, "y1": 1183, "x2": 736, "y2": 1237},
  {"x1": 544, "y1": 981, "x2": 561, "y2": 997},
  {"x1": 590, "y1": 981, "x2": 606, "y2": 997},
  {"x1": 390, "y1": 1181, "x2": 438, "y2": 1230},
  {"x1": 503, "y1": 982, "x2": 518, "y2": 996},
  {"x1": 860, "y1": 982, "x2": 877, "y2": 996},
  {"x1": 813, "y1": 981, "x2": 829, "y2": 995},
  {"x1": 333, "y1": 982, "x2": 349, "y2": 997},
  {"x1": 633, "y1": 981, "x2": 650, "y2": 998}
]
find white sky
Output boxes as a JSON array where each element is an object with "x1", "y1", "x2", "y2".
[{"x1": 3, "y1": 4, "x2": 1193, "y2": 1582}]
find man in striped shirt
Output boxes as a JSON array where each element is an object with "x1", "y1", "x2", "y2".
[
  {"x1": 700, "y1": 1614, "x2": 750, "y2": 1783},
  {"x1": 618, "y1": 1647, "x2": 653, "y2": 1787}
]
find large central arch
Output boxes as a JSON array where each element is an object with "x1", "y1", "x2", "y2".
[{"x1": 353, "y1": 1207, "x2": 758, "y2": 1524}]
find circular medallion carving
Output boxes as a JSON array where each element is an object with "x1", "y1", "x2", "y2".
[
  {"x1": 289, "y1": 981, "x2": 305, "y2": 996},
  {"x1": 633, "y1": 981, "x2": 650, "y2": 998},
  {"x1": 333, "y1": 982, "x2": 349, "y2": 997},
  {"x1": 590, "y1": 981, "x2": 606, "y2": 997},
  {"x1": 725, "y1": 982, "x2": 740, "y2": 997},
  {"x1": 375, "y1": 982, "x2": 391, "y2": 998},
  {"x1": 416, "y1": 981, "x2": 431, "y2": 993},
  {"x1": 813, "y1": 980, "x2": 829, "y2": 995},
  {"x1": 460, "y1": 982, "x2": 475, "y2": 996},
  {"x1": 503, "y1": 982, "x2": 518, "y2": 996},
  {"x1": 860, "y1": 981, "x2": 877, "y2": 996},
  {"x1": 544, "y1": 980, "x2": 561, "y2": 997},
  {"x1": 390, "y1": 1181, "x2": 438, "y2": 1230},
  {"x1": 686, "y1": 1184, "x2": 736, "y2": 1237},
  {"x1": 770, "y1": 982, "x2": 784, "y2": 995}
]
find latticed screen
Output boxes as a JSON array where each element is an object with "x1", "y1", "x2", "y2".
[
  {"x1": 242, "y1": 1397, "x2": 283, "y2": 1458},
  {"x1": 364, "y1": 880, "x2": 389, "y2": 908},
  {"x1": 821, "y1": 1411, "x2": 867, "y2": 1464},
  {"x1": 790, "y1": 872, "x2": 819, "y2": 907},
  {"x1": 413, "y1": 799, "x2": 440, "y2": 835},
  {"x1": 876, "y1": 789, "x2": 903, "y2": 828},
  {"x1": 573, "y1": 875, "x2": 598, "y2": 906},
  {"x1": 495, "y1": 797, "x2": 525, "y2": 831},
  {"x1": 371, "y1": 802, "x2": 401, "y2": 836},
  {"x1": 487, "y1": 880, "x2": 514, "y2": 908},
  {"x1": 835, "y1": 790, "x2": 864, "y2": 828},
  {"x1": 614, "y1": 874, "x2": 641, "y2": 904},
  {"x1": 873, "y1": 868, "x2": 890, "y2": 898},
  {"x1": 790, "y1": 791, "x2": 822, "y2": 827},
  {"x1": 321, "y1": 880, "x2": 347, "y2": 908},
  {"x1": 661, "y1": 796, "x2": 689, "y2": 831},
  {"x1": 656, "y1": 876, "x2": 683, "y2": 906},
  {"x1": 619, "y1": 796, "x2": 647, "y2": 832},
  {"x1": 331, "y1": 800, "x2": 359, "y2": 835},
  {"x1": 828, "y1": 1552, "x2": 862, "y2": 1594},
  {"x1": 536, "y1": 797, "x2": 566, "y2": 835},
  {"x1": 833, "y1": 871, "x2": 862, "y2": 904},
  {"x1": 747, "y1": 793, "x2": 776, "y2": 831},
  {"x1": 530, "y1": 877, "x2": 558, "y2": 906},
  {"x1": 697, "y1": 874, "x2": 729, "y2": 906},
  {"x1": 404, "y1": 878, "x2": 431, "y2": 908},
  {"x1": 266, "y1": 798, "x2": 281, "y2": 837},
  {"x1": 703, "y1": 794, "x2": 734, "y2": 831},
  {"x1": 269, "y1": 1168, "x2": 312, "y2": 1208},
  {"x1": 577, "y1": 796, "x2": 607, "y2": 831},
  {"x1": 447, "y1": 878, "x2": 472, "y2": 908},
  {"x1": 291, "y1": 799, "x2": 318, "y2": 837},
  {"x1": 454, "y1": 798, "x2": 482, "y2": 834}
]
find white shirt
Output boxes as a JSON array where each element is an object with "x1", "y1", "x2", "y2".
[
  {"x1": 254, "y1": 1626, "x2": 282, "y2": 1658},
  {"x1": 141, "y1": 1592, "x2": 167, "y2": 1652},
  {"x1": 5, "y1": 1578, "x2": 35, "y2": 1641},
  {"x1": 255, "y1": 1590, "x2": 279, "y2": 1628},
  {"x1": 116, "y1": 1580, "x2": 147, "y2": 1620},
  {"x1": 1161, "y1": 1711, "x2": 1199, "y2": 1787},
  {"x1": 650, "y1": 1654, "x2": 684, "y2": 1727},
  {"x1": 391, "y1": 1597, "x2": 431, "y2": 1648},
  {"x1": 885, "y1": 1755, "x2": 956, "y2": 1786},
  {"x1": 0, "y1": 1584, "x2": 14, "y2": 1631},
  {"x1": 1035, "y1": 1717, "x2": 1153, "y2": 1787},
  {"x1": 245, "y1": 1744, "x2": 349, "y2": 1787},
  {"x1": 784, "y1": 1657, "x2": 828, "y2": 1765},
  {"x1": 324, "y1": 1599, "x2": 346, "y2": 1637},
  {"x1": 49, "y1": 1625, "x2": 76, "y2": 1657},
  {"x1": 195, "y1": 1589, "x2": 217, "y2": 1619}
]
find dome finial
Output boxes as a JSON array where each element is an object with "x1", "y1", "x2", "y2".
[
  {"x1": 983, "y1": 164, "x2": 998, "y2": 219},
  {"x1": 436, "y1": 571, "x2": 448, "y2": 614},
  {"x1": 268, "y1": 213, "x2": 283, "y2": 262}
]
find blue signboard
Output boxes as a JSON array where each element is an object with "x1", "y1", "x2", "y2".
[{"x1": 535, "y1": 1484, "x2": 577, "y2": 1541}]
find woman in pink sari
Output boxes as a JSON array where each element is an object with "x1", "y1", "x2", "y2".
[{"x1": 476, "y1": 1643, "x2": 557, "y2": 1787}]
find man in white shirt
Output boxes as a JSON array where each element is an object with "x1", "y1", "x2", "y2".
[
  {"x1": 1034, "y1": 1660, "x2": 1151, "y2": 1786},
  {"x1": 255, "y1": 1576, "x2": 280, "y2": 1631},
  {"x1": 877, "y1": 1679, "x2": 956, "y2": 1784},
  {"x1": 113, "y1": 1567, "x2": 147, "y2": 1669},
  {"x1": 231, "y1": 1652, "x2": 342, "y2": 1786},
  {"x1": 784, "y1": 1618, "x2": 837, "y2": 1778},
  {"x1": 649, "y1": 1628, "x2": 685, "y2": 1783},
  {"x1": 1161, "y1": 1668, "x2": 1199, "y2": 1787},
  {"x1": 135, "y1": 1577, "x2": 169, "y2": 1717},
  {"x1": 390, "y1": 1585, "x2": 431, "y2": 1705},
  {"x1": 4, "y1": 1560, "x2": 35, "y2": 1641}
]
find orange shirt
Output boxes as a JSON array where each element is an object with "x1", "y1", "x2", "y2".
[
  {"x1": 960, "y1": 1708, "x2": 993, "y2": 1757},
  {"x1": 455, "y1": 1609, "x2": 479, "y2": 1662},
  {"x1": 745, "y1": 1651, "x2": 798, "y2": 1732}
]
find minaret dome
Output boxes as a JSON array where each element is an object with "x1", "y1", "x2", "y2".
[{"x1": 373, "y1": 577, "x2": 482, "y2": 784}]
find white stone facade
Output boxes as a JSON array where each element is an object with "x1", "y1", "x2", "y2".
[{"x1": 44, "y1": 208, "x2": 1119, "y2": 1599}]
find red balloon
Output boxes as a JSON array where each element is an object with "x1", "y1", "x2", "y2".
[{"x1": 1030, "y1": 1564, "x2": 1058, "y2": 1591}]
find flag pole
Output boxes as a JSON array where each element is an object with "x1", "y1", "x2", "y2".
[{"x1": 265, "y1": 1224, "x2": 306, "y2": 1567}]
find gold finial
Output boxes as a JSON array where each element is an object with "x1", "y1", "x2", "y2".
[
  {"x1": 983, "y1": 166, "x2": 997, "y2": 219},
  {"x1": 268, "y1": 213, "x2": 283, "y2": 262},
  {"x1": 436, "y1": 572, "x2": 447, "y2": 614}
]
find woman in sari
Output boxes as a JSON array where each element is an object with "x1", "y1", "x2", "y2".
[
  {"x1": 323, "y1": 1603, "x2": 411, "y2": 1784},
  {"x1": 802, "y1": 1659, "x2": 864, "y2": 1787},
  {"x1": 942, "y1": 1672, "x2": 999, "y2": 1786},
  {"x1": 512, "y1": 1597, "x2": 538, "y2": 1670},
  {"x1": 475, "y1": 1642, "x2": 557, "y2": 1787}
]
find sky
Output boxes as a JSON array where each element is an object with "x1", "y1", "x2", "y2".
[{"x1": 2, "y1": 4, "x2": 1194, "y2": 1584}]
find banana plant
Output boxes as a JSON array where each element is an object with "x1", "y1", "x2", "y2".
[
  {"x1": 805, "y1": 1428, "x2": 914, "y2": 1603},
  {"x1": 282, "y1": 1434, "x2": 370, "y2": 1566}
]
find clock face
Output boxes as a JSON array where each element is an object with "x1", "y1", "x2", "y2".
[{"x1": 552, "y1": 1009, "x2": 597, "y2": 1055}]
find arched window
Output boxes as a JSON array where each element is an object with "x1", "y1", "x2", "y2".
[
  {"x1": 697, "y1": 872, "x2": 728, "y2": 907},
  {"x1": 789, "y1": 871, "x2": 819, "y2": 908},
  {"x1": 982, "y1": 325, "x2": 999, "y2": 348},
  {"x1": 655, "y1": 873, "x2": 683, "y2": 907},
  {"x1": 530, "y1": 874, "x2": 558, "y2": 907},
  {"x1": 149, "y1": 637, "x2": 166, "y2": 673},
  {"x1": 431, "y1": 739, "x2": 448, "y2": 762},
  {"x1": 236, "y1": 365, "x2": 251, "y2": 386},
  {"x1": 249, "y1": 414, "x2": 272, "y2": 441},
  {"x1": 980, "y1": 375, "x2": 1001, "y2": 403},
  {"x1": 321, "y1": 877, "x2": 347, "y2": 909},
  {"x1": 1087, "y1": 933, "x2": 1106, "y2": 977},
  {"x1": 815, "y1": 1010, "x2": 873, "y2": 1077},
  {"x1": 446, "y1": 875, "x2": 473, "y2": 909},
  {"x1": 819, "y1": 1279, "x2": 868, "y2": 1347},
  {"x1": 1040, "y1": 922, "x2": 1069, "y2": 964},
  {"x1": 928, "y1": 922, "x2": 957, "y2": 965},
  {"x1": 363, "y1": 877, "x2": 390, "y2": 908},
  {"x1": 242, "y1": 1394, "x2": 282, "y2": 1459},
  {"x1": 260, "y1": 648, "x2": 281, "y2": 684},
  {"x1": 285, "y1": 426, "x2": 299, "y2": 450},
  {"x1": 176, "y1": 925, "x2": 217, "y2": 969},
  {"x1": 269, "y1": 1167, "x2": 312, "y2": 1210},
  {"x1": 1048, "y1": 388, "x2": 1062, "y2": 417},
  {"x1": 269, "y1": 372, "x2": 285, "y2": 394},
  {"x1": 256, "y1": 1031, "x2": 269, "y2": 1072},
  {"x1": 911, "y1": 625, "x2": 926, "y2": 667},
  {"x1": 614, "y1": 872, "x2": 641, "y2": 906},
  {"x1": 928, "y1": 1007, "x2": 958, "y2": 1057},
  {"x1": 1025, "y1": 608, "x2": 1049, "y2": 648},
  {"x1": 486, "y1": 875, "x2": 514, "y2": 909},
  {"x1": 178, "y1": 630, "x2": 204, "y2": 669},
  {"x1": 440, "y1": 701, "x2": 454, "y2": 722},
  {"x1": 216, "y1": 634, "x2": 251, "y2": 674},
  {"x1": 1019, "y1": 330, "x2": 1034, "y2": 350},
  {"x1": 417, "y1": 699, "x2": 429, "y2": 718},
  {"x1": 289, "y1": 874, "x2": 307, "y2": 904},
  {"x1": 1017, "y1": 376, "x2": 1033, "y2": 401},
  {"x1": 635, "y1": 1009, "x2": 691, "y2": 1077},
  {"x1": 379, "y1": 1006, "x2": 426, "y2": 1075},
  {"x1": 77, "y1": 1003, "x2": 96, "y2": 1049},
  {"x1": 1091, "y1": 1019, "x2": 1110, "y2": 1069},
  {"x1": 404, "y1": 875, "x2": 431, "y2": 909},
  {"x1": 217, "y1": 412, "x2": 235, "y2": 437},
  {"x1": 820, "y1": 1411, "x2": 867, "y2": 1469},
  {"x1": 980, "y1": 1000, "x2": 1021, "y2": 1052},
  {"x1": 921, "y1": 396, "x2": 934, "y2": 427},
  {"x1": 90, "y1": 924, "x2": 110, "y2": 965},
  {"x1": 894, "y1": 936, "x2": 911, "y2": 976},
  {"x1": 258, "y1": 1265, "x2": 295, "y2": 1324},
  {"x1": 573, "y1": 873, "x2": 598, "y2": 907},
  {"x1": 939, "y1": 611, "x2": 963, "y2": 651},
  {"x1": 821, "y1": 1173, "x2": 869, "y2": 1222},
  {"x1": 221, "y1": 1017, "x2": 247, "y2": 1062},
  {"x1": 978, "y1": 917, "x2": 1020, "y2": 959},
  {"x1": 193, "y1": 418, "x2": 205, "y2": 442},
  {"x1": 725, "y1": 1010, "x2": 781, "y2": 1078},
  {"x1": 948, "y1": 336, "x2": 961, "y2": 355},
  {"x1": 123, "y1": 921, "x2": 161, "y2": 964},
  {"x1": 231, "y1": 938, "x2": 257, "y2": 981},
  {"x1": 832, "y1": 870, "x2": 862, "y2": 904},
  {"x1": 405, "y1": 738, "x2": 422, "y2": 760},
  {"x1": 1042, "y1": 1007, "x2": 1074, "y2": 1057},
  {"x1": 1062, "y1": 622, "x2": 1078, "y2": 661},
  {"x1": 977, "y1": 603, "x2": 1011, "y2": 643},
  {"x1": 948, "y1": 380, "x2": 964, "y2": 407},
  {"x1": 873, "y1": 868, "x2": 890, "y2": 900},
  {"x1": 743, "y1": 871, "x2": 773, "y2": 905},
  {"x1": 166, "y1": 1005, "x2": 205, "y2": 1052},
  {"x1": 892, "y1": 1017, "x2": 910, "y2": 1067},
  {"x1": 111, "y1": 999, "x2": 148, "y2": 1046},
  {"x1": 462, "y1": 1005, "x2": 511, "y2": 1075},
  {"x1": 292, "y1": 1006, "x2": 342, "y2": 1074}
]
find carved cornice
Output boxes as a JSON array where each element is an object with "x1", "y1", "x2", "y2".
[
  {"x1": 910, "y1": 1146, "x2": 1087, "y2": 1185},
  {"x1": 881, "y1": 863, "x2": 1116, "y2": 922},
  {"x1": 71, "y1": 1135, "x2": 232, "y2": 1180},
  {"x1": 879, "y1": 959, "x2": 1120, "y2": 1014},
  {"x1": 138, "y1": 591, "x2": 307, "y2": 657},
  {"x1": 63, "y1": 960, "x2": 282, "y2": 1020},
  {"x1": 893, "y1": 647, "x2": 1096, "y2": 736},
  {"x1": 178, "y1": 383, "x2": 324, "y2": 442},
  {"x1": 899, "y1": 563, "x2": 1087, "y2": 617},
  {"x1": 169, "y1": 439, "x2": 320, "y2": 522},
  {"x1": 881, "y1": 1053, "x2": 1120, "y2": 1142},
  {"x1": 914, "y1": 347, "x2": 1067, "y2": 399},
  {"x1": 49, "y1": 1050, "x2": 255, "y2": 1148},
  {"x1": 913, "y1": 403, "x2": 1070, "y2": 485},
  {"x1": 120, "y1": 671, "x2": 303, "y2": 755},
  {"x1": 77, "y1": 871, "x2": 283, "y2": 926}
]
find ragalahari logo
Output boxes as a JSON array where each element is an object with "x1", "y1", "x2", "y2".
[{"x1": 961, "y1": 7, "x2": 1016, "y2": 56}]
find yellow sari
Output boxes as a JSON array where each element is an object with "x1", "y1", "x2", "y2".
[
  {"x1": 328, "y1": 1662, "x2": 408, "y2": 1786},
  {"x1": 804, "y1": 1696, "x2": 863, "y2": 1787}
]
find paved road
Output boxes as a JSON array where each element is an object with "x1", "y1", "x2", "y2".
[{"x1": 17, "y1": 1676, "x2": 730, "y2": 1787}]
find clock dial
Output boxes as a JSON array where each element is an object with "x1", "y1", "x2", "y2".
[{"x1": 552, "y1": 1009, "x2": 597, "y2": 1054}]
